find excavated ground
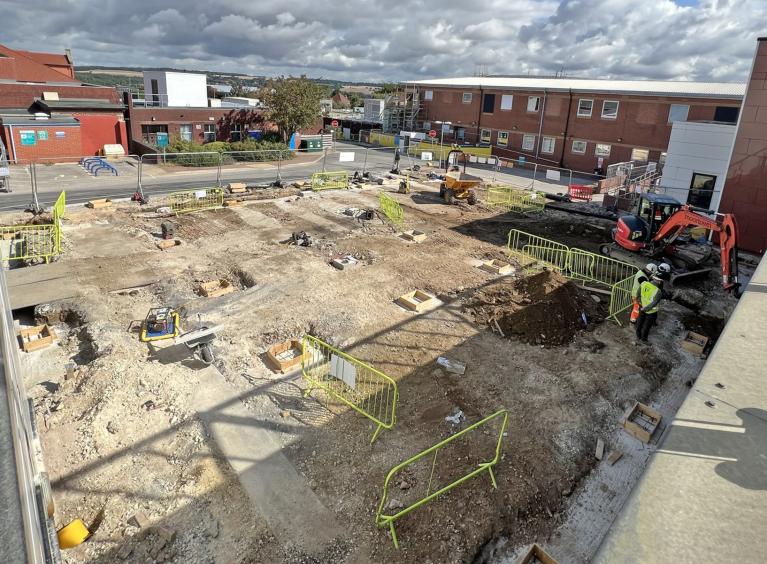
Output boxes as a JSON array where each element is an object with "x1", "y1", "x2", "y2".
[{"x1": 7, "y1": 180, "x2": 735, "y2": 564}]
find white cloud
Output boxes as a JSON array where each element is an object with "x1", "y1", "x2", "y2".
[{"x1": 0, "y1": 0, "x2": 761, "y2": 82}]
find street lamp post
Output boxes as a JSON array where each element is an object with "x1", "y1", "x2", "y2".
[{"x1": 434, "y1": 120, "x2": 452, "y2": 169}]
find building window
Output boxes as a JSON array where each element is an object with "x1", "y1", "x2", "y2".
[
  {"x1": 668, "y1": 104, "x2": 689, "y2": 123},
  {"x1": 482, "y1": 93, "x2": 495, "y2": 114},
  {"x1": 577, "y1": 99, "x2": 593, "y2": 117},
  {"x1": 179, "y1": 124, "x2": 192, "y2": 142},
  {"x1": 480, "y1": 129, "x2": 491, "y2": 144},
  {"x1": 714, "y1": 106, "x2": 739, "y2": 123},
  {"x1": 424, "y1": 90, "x2": 433, "y2": 101},
  {"x1": 141, "y1": 124, "x2": 168, "y2": 145},
  {"x1": 601, "y1": 100, "x2": 619, "y2": 119},
  {"x1": 203, "y1": 124, "x2": 216, "y2": 143},
  {"x1": 688, "y1": 173, "x2": 716, "y2": 209},
  {"x1": 497, "y1": 131, "x2": 509, "y2": 146},
  {"x1": 500, "y1": 94, "x2": 513, "y2": 110},
  {"x1": 527, "y1": 96, "x2": 540, "y2": 112},
  {"x1": 541, "y1": 136, "x2": 556, "y2": 154},
  {"x1": 230, "y1": 124, "x2": 242, "y2": 142},
  {"x1": 423, "y1": 121, "x2": 431, "y2": 131},
  {"x1": 522, "y1": 134, "x2": 536, "y2": 151},
  {"x1": 571, "y1": 140, "x2": 587, "y2": 154},
  {"x1": 631, "y1": 148, "x2": 649, "y2": 163},
  {"x1": 595, "y1": 143, "x2": 612, "y2": 156},
  {"x1": 462, "y1": 92, "x2": 473, "y2": 104}
]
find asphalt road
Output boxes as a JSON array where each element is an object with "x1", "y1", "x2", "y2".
[{"x1": 0, "y1": 143, "x2": 590, "y2": 211}]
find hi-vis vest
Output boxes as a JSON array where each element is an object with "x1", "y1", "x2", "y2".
[
  {"x1": 632, "y1": 270, "x2": 649, "y2": 296},
  {"x1": 640, "y1": 281, "x2": 661, "y2": 314}
]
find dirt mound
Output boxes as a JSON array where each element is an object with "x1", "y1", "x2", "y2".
[{"x1": 466, "y1": 270, "x2": 604, "y2": 346}]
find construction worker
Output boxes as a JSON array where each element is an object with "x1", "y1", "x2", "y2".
[
  {"x1": 635, "y1": 274, "x2": 663, "y2": 342},
  {"x1": 658, "y1": 262, "x2": 672, "y2": 282},
  {"x1": 630, "y1": 263, "x2": 658, "y2": 323}
]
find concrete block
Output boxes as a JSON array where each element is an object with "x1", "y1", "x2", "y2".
[
  {"x1": 198, "y1": 279, "x2": 236, "y2": 298},
  {"x1": 480, "y1": 259, "x2": 514, "y2": 276},
  {"x1": 400, "y1": 230, "x2": 426, "y2": 243},
  {"x1": 396, "y1": 290, "x2": 440, "y2": 312},
  {"x1": 330, "y1": 255, "x2": 359, "y2": 270},
  {"x1": 128, "y1": 511, "x2": 150, "y2": 529},
  {"x1": 227, "y1": 182, "x2": 247, "y2": 193},
  {"x1": 87, "y1": 198, "x2": 112, "y2": 209}
]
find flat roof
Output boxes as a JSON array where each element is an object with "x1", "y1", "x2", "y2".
[
  {"x1": 594, "y1": 254, "x2": 767, "y2": 562},
  {"x1": 36, "y1": 99, "x2": 123, "y2": 111},
  {"x1": 405, "y1": 77, "x2": 745, "y2": 99},
  {"x1": 1, "y1": 116, "x2": 79, "y2": 125}
]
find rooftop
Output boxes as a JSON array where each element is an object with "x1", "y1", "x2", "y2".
[{"x1": 405, "y1": 76, "x2": 746, "y2": 99}]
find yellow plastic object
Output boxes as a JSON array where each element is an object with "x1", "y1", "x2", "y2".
[
  {"x1": 57, "y1": 519, "x2": 90, "y2": 549},
  {"x1": 139, "y1": 311, "x2": 180, "y2": 343}
]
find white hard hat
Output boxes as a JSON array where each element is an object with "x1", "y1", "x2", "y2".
[
  {"x1": 645, "y1": 263, "x2": 658, "y2": 274},
  {"x1": 658, "y1": 263, "x2": 671, "y2": 274}
]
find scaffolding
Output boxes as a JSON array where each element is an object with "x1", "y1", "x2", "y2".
[{"x1": 383, "y1": 84, "x2": 421, "y2": 134}]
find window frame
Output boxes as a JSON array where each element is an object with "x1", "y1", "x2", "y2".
[
  {"x1": 497, "y1": 130, "x2": 509, "y2": 147},
  {"x1": 595, "y1": 143, "x2": 612, "y2": 157},
  {"x1": 541, "y1": 136, "x2": 556, "y2": 154},
  {"x1": 527, "y1": 96, "x2": 541, "y2": 113},
  {"x1": 630, "y1": 147, "x2": 649, "y2": 163},
  {"x1": 480, "y1": 128, "x2": 492, "y2": 144},
  {"x1": 577, "y1": 98, "x2": 593, "y2": 117},
  {"x1": 687, "y1": 172, "x2": 716, "y2": 209},
  {"x1": 601, "y1": 100, "x2": 619, "y2": 119},
  {"x1": 571, "y1": 140, "x2": 587, "y2": 154},
  {"x1": 462, "y1": 92, "x2": 473, "y2": 104},
  {"x1": 179, "y1": 124, "x2": 193, "y2": 142},
  {"x1": 203, "y1": 123, "x2": 216, "y2": 143},
  {"x1": 500, "y1": 94, "x2": 513, "y2": 110},
  {"x1": 230, "y1": 123, "x2": 242, "y2": 142},
  {"x1": 668, "y1": 104, "x2": 689, "y2": 124},
  {"x1": 424, "y1": 90, "x2": 433, "y2": 101},
  {"x1": 482, "y1": 93, "x2": 496, "y2": 114},
  {"x1": 522, "y1": 134, "x2": 536, "y2": 151}
]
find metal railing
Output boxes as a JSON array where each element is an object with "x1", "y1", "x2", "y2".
[
  {"x1": 310, "y1": 171, "x2": 349, "y2": 191},
  {"x1": 378, "y1": 192, "x2": 404, "y2": 227},
  {"x1": 168, "y1": 187, "x2": 224, "y2": 215},
  {"x1": 375, "y1": 409, "x2": 508, "y2": 549},
  {"x1": 0, "y1": 191, "x2": 65, "y2": 267},
  {"x1": 507, "y1": 229, "x2": 638, "y2": 323},
  {"x1": 301, "y1": 335, "x2": 397, "y2": 443},
  {"x1": 487, "y1": 185, "x2": 547, "y2": 214}
]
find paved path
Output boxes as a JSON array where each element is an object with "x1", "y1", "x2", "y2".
[{"x1": 191, "y1": 368, "x2": 343, "y2": 554}]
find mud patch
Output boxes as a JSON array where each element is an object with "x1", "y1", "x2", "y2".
[
  {"x1": 172, "y1": 208, "x2": 250, "y2": 240},
  {"x1": 465, "y1": 271, "x2": 604, "y2": 346}
]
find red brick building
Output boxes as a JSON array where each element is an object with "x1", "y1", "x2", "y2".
[
  {"x1": 719, "y1": 37, "x2": 767, "y2": 254},
  {"x1": 0, "y1": 43, "x2": 127, "y2": 161},
  {"x1": 406, "y1": 77, "x2": 744, "y2": 173}
]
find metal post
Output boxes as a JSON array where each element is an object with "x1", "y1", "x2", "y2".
[
  {"x1": 322, "y1": 147, "x2": 328, "y2": 172},
  {"x1": 439, "y1": 129, "x2": 444, "y2": 169},
  {"x1": 531, "y1": 163, "x2": 537, "y2": 191},
  {"x1": 277, "y1": 151, "x2": 282, "y2": 182},
  {"x1": 216, "y1": 152, "x2": 222, "y2": 187},
  {"x1": 30, "y1": 163, "x2": 41, "y2": 212},
  {"x1": 137, "y1": 156, "x2": 145, "y2": 199},
  {"x1": 362, "y1": 147, "x2": 369, "y2": 174}
]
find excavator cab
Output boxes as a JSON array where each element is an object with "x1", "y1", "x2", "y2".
[{"x1": 614, "y1": 194, "x2": 683, "y2": 251}]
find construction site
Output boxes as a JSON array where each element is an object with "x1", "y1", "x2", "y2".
[{"x1": 1, "y1": 147, "x2": 750, "y2": 563}]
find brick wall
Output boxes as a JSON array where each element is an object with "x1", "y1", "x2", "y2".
[
  {"x1": 2, "y1": 124, "x2": 82, "y2": 161},
  {"x1": 719, "y1": 38, "x2": 767, "y2": 254},
  {"x1": 0, "y1": 83, "x2": 120, "y2": 108},
  {"x1": 74, "y1": 114, "x2": 128, "y2": 155},
  {"x1": 418, "y1": 86, "x2": 740, "y2": 173}
]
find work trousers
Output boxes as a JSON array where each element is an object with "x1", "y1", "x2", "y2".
[{"x1": 635, "y1": 311, "x2": 657, "y2": 342}]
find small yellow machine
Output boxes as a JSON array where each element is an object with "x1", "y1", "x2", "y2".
[
  {"x1": 439, "y1": 149, "x2": 481, "y2": 205},
  {"x1": 139, "y1": 307, "x2": 180, "y2": 342}
]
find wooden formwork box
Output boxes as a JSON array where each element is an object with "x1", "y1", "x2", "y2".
[
  {"x1": 396, "y1": 290, "x2": 439, "y2": 312},
  {"x1": 621, "y1": 401, "x2": 662, "y2": 443},
  {"x1": 198, "y1": 279, "x2": 236, "y2": 298},
  {"x1": 517, "y1": 543, "x2": 558, "y2": 564},
  {"x1": 266, "y1": 340, "x2": 305, "y2": 373},
  {"x1": 19, "y1": 325, "x2": 56, "y2": 352}
]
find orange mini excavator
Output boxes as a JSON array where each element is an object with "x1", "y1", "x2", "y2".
[{"x1": 601, "y1": 193, "x2": 739, "y2": 292}]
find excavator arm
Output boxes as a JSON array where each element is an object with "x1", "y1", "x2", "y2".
[{"x1": 653, "y1": 206, "x2": 739, "y2": 291}]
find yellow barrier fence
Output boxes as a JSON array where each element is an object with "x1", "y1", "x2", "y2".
[
  {"x1": 169, "y1": 187, "x2": 224, "y2": 215},
  {"x1": 487, "y1": 185, "x2": 546, "y2": 214},
  {"x1": 507, "y1": 229, "x2": 638, "y2": 324},
  {"x1": 301, "y1": 335, "x2": 397, "y2": 443},
  {"x1": 379, "y1": 192, "x2": 404, "y2": 227},
  {"x1": 311, "y1": 171, "x2": 349, "y2": 191},
  {"x1": 376, "y1": 410, "x2": 508, "y2": 549},
  {"x1": 0, "y1": 191, "x2": 65, "y2": 267}
]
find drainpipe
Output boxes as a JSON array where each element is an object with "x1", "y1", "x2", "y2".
[
  {"x1": 476, "y1": 87, "x2": 484, "y2": 145},
  {"x1": 560, "y1": 89, "x2": 573, "y2": 169},
  {"x1": 8, "y1": 125, "x2": 18, "y2": 162},
  {"x1": 534, "y1": 90, "x2": 547, "y2": 161}
]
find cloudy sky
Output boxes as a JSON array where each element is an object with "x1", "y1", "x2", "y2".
[{"x1": 0, "y1": 0, "x2": 763, "y2": 83}]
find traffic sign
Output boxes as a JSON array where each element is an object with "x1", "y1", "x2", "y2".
[
  {"x1": 428, "y1": 129, "x2": 437, "y2": 138},
  {"x1": 331, "y1": 120, "x2": 339, "y2": 128}
]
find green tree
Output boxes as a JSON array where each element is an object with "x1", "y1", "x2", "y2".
[
  {"x1": 261, "y1": 76, "x2": 324, "y2": 141},
  {"x1": 345, "y1": 91, "x2": 364, "y2": 108}
]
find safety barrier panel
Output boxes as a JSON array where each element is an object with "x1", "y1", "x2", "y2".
[
  {"x1": 507, "y1": 229, "x2": 638, "y2": 324},
  {"x1": 375, "y1": 409, "x2": 508, "y2": 549},
  {"x1": 311, "y1": 171, "x2": 349, "y2": 191},
  {"x1": 487, "y1": 185, "x2": 546, "y2": 214},
  {"x1": 379, "y1": 192, "x2": 404, "y2": 227},
  {"x1": 301, "y1": 335, "x2": 397, "y2": 443},
  {"x1": 0, "y1": 191, "x2": 65, "y2": 267},
  {"x1": 169, "y1": 187, "x2": 224, "y2": 215},
  {"x1": 568, "y1": 184, "x2": 593, "y2": 202}
]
